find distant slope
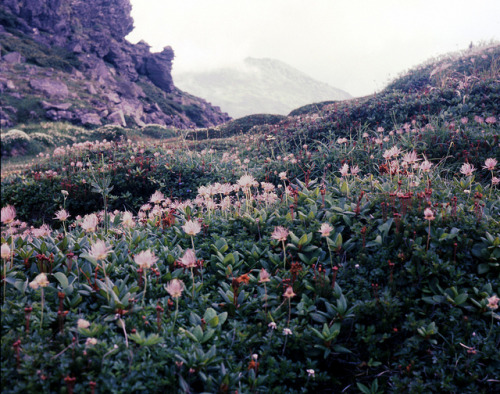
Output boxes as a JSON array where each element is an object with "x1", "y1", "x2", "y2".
[
  {"x1": 244, "y1": 44, "x2": 499, "y2": 144},
  {"x1": 174, "y1": 57, "x2": 352, "y2": 118}
]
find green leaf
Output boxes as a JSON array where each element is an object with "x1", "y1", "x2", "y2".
[
  {"x1": 223, "y1": 253, "x2": 235, "y2": 265},
  {"x1": 53, "y1": 272, "x2": 69, "y2": 289},
  {"x1": 454, "y1": 293, "x2": 468, "y2": 305},
  {"x1": 298, "y1": 233, "x2": 308, "y2": 246},
  {"x1": 204, "y1": 308, "x2": 219, "y2": 327}
]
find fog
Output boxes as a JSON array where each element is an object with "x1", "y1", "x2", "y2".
[{"x1": 127, "y1": 0, "x2": 500, "y2": 97}]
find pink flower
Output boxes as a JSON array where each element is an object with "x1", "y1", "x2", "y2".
[
  {"x1": 492, "y1": 177, "x2": 499, "y2": 186},
  {"x1": 474, "y1": 115, "x2": 484, "y2": 124},
  {"x1": 1, "y1": 243, "x2": 11, "y2": 259},
  {"x1": 54, "y1": 209, "x2": 70, "y2": 221},
  {"x1": 350, "y1": 165, "x2": 360, "y2": 176},
  {"x1": 460, "y1": 163, "x2": 476, "y2": 177},
  {"x1": 487, "y1": 295, "x2": 499, "y2": 310},
  {"x1": 121, "y1": 211, "x2": 135, "y2": 228},
  {"x1": 339, "y1": 163, "x2": 349, "y2": 177},
  {"x1": 89, "y1": 240, "x2": 111, "y2": 261},
  {"x1": 134, "y1": 249, "x2": 158, "y2": 269},
  {"x1": 271, "y1": 226, "x2": 289, "y2": 242},
  {"x1": 80, "y1": 214, "x2": 99, "y2": 233},
  {"x1": 420, "y1": 160, "x2": 433, "y2": 173},
  {"x1": 319, "y1": 223, "x2": 334, "y2": 237},
  {"x1": 402, "y1": 151, "x2": 420, "y2": 165},
  {"x1": 237, "y1": 174, "x2": 257, "y2": 189},
  {"x1": 424, "y1": 208, "x2": 435, "y2": 221},
  {"x1": 283, "y1": 286, "x2": 296, "y2": 298},
  {"x1": 179, "y1": 249, "x2": 197, "y2": 268},
  {"x1": 182, "y1": 220, "x2": 201, "y2": 236},
  {"x1": 383, "y1": 146, "x2": 402, "y2": 160},
  {"x1": 165, "y1": 279, "x2": 185, "y2": 298},
  {"x1": 150, "y1": 190, "x2": 165, "y2": 204},
  {"x1": 485, "y1": 116, "x2": 496, "y2": 124},
  {"x1": 259, "y1": 268, "x2": 271, "y2": 283},
  {"x1": 1, "y1": 205, "x2": 16, "y2": 224},
  {"x1": 483, "y1": 158, "x2": 497, "y2": 171}
]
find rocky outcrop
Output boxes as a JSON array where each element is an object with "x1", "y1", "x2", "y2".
[{"x1": 0, "y1": 0, "x2": 231, "y2": 128}]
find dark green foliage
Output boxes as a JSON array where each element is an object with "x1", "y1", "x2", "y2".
[
  {"x1": 0, "y1": 31, "x2": 80, "y2": 71},
  {"x1": 186, "y1": 113, "x2": 286, "y2": 140}
]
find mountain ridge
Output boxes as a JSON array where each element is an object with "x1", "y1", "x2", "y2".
[{"x1": 174, "y1": 57, "x2": 352, "y2": 118}]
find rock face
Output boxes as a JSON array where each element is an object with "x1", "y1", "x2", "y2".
[{"x1": 0, "y1": 0, "x2": 230, "y2": 128}]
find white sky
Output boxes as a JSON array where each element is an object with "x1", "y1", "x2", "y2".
[{"x1": 127, "y1": 0, "x2": 500, "y2": 97}]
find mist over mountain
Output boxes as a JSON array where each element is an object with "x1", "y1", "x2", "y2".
[{"x1": 174, "y1": 57, "x2": 352, "y2": 118}]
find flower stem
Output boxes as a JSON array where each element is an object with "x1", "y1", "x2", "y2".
[
  {"x1": 282, "y1": 240, "x2": 287, "y2": 269},
  {"x1": 190, "y1": 267, "x2": 195, "y2": 300},
  {"x1": 40, "y1": 288, "x2": 45, "y2": 329},
  {"x1": 426, "y1": 221, "x2": 431, "y2": 252},
  {"x1": 142, "y1": 269, "x2": 147, "y2": 305},
  {"x1": 173, "y1": 298, "x2": 179, "y2": 330}
]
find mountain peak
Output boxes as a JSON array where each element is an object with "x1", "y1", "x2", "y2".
[{"x1": 175, "y1": 58, "x2": 352, "y2": 118}]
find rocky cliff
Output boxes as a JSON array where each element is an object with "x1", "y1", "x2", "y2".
[{"x1": 0, "y1": 0, "x2": 231, "y2": 128}]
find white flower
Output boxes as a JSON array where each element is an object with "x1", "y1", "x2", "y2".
[
  {"x1": 77, "y1": 319, "x2": 91, "y2": 329},
  {"x1": 268, "y1": 322, "x2": 277, "y2": 330},
  {"x1": 134, "y1": 249, "x2": 158, "y2": 270},
  {"x1": 306, "y1": 369, "x2": 315, "y2": 377},
  {"x1": 460, "y1": 163, "x2": 476, "y2": 177},
  {"x1": 319, "y1": 223, "x2": 334, "y2": 237},
  {"x1": 182, "y1": 220, "x2": 201, "y2": 236},
  {"x1": 283, "y1": 328, "x2": 293, "y2": 336},
  {"x1": 89, "y1": 241, "x2": 111, "y2": 261},
  {"x1": 1, "y1": 243, "x2": 11, "y2": 259}
]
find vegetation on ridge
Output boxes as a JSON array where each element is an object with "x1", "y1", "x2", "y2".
[{"x1": 0, "y1": 44, "x2": 499, "y2": 393}]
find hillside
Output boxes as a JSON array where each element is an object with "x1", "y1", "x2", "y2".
[
  {"x1": 1, "y1": 43, "x2": 499, "y2": 393},
  {"x1": 174, "y1": 57, "x2": 352, "y2": 118},
  {"x1": 0, "y1": 0, "x2": 230, "y2": 129}
]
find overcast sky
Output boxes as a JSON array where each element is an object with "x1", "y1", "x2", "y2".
[{"x1": 127, "y1": 0, "x2": 500, "y2": 97}]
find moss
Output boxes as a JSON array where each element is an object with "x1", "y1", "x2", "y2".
[
  {"x1": 185, "y1": 113, "x2": 286, "y2": 140},
  {"x1": 0, "y1": 31, "x2": 80, "y2": 71},
  {"x1": 137, "y1": 79, "x2": 183, "y2": 116}
]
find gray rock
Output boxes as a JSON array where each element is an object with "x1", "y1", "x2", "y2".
[
  {"x1": 87, "y1": 83, "x2": 97, "y2": 95},
  {"x1": 30, "y1": 78, "x2": 69, "y2": 98},
  {"x1": 80, "y1": 113, "x2": 102, "y2": 126},
  {"x1": 108, "y1": 110, "x2": 126, "y2": 127},
  {"x1": 2, "y1": 52, "x2": 25, "y2": 64},
  {"x1": 145, "y1": 47, "x2": 175, "y2": 93},
  {"x1": 41, "y1": 101, "x2": 72, "y2": 110},
  {"x1": 105, "y1": 91, "x2": 121, "y2": 104},
  {"x1": 0, "y1": 78, "x2": 16, "y2": 92}
]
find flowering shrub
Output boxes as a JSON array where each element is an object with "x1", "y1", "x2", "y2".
[{"x1": 1, "y1": 44, "x2": 499, "y2": 392}]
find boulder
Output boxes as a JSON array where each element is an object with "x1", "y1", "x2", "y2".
[
  {"x1": 29, "y1": 78, "x2": 69, "y2": 98},
  {"x1": 80, "y1": 113, "x2": 102, "y2": 126},
  {"x1": 2, "y1": 52, "x2": 25, "y2": 64},
  {"x1": 41, "y1": 101, "x2": 72, "y2": 110},
  {"x1": 107, "y1": 110, "x2": 126, "y2": 126}
]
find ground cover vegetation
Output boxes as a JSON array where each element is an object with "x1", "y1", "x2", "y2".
[{"x1": 1, "y1": 44, "x2": 499, "y2": 392}]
